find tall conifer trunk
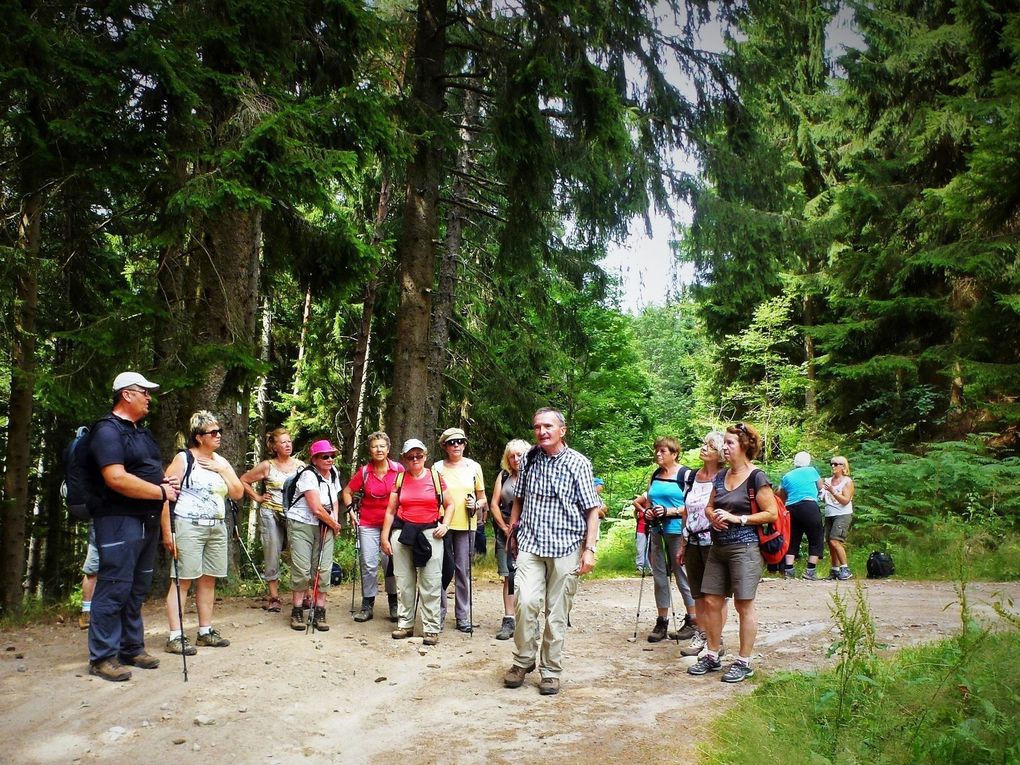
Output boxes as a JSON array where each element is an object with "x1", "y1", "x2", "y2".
[
  {"x1": 387, "y1": 0, "x2": 447, "y2": 448},
  {"x1": 0, "y1": 190, "x2": 42, "y2": 612}
]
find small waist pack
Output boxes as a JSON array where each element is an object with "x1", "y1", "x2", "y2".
[{"x1": 866, "y1": 550, "x2": 895, "y2": 578}]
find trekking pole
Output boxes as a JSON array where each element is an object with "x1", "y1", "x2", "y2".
[
  {"x1": 633, "y1": 529, "x2": 651, "y2": 640},
  {"x1": 659, "y1": 522, "x2": 681, "y2": 644},
  {"x1": 228, "y1": 499, "x2": 267, "y2": 593},
  {"x1": 168, "y1": 502, "x2": 188, "y2": 682},
  {"x1": 350, "y1": 516, "x2": 361, "y2": 614},
  {"x1": 307, "y1": 523, "x2": 328, "y2": 635},
  {"x1": 468, "y1": 530, "x2": 474, "y2": 638}
]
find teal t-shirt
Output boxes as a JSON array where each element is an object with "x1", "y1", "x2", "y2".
[
  {"x1": 647, "y1": 472, "x2": 687, "y2": 535},
  {"x1": 780, "y1": 465, "x2": 821, "y2": 505}
]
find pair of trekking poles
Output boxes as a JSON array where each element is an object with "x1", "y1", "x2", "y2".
[{"x1": 633, "y1": 514, "x2": 682, "y2": 644}]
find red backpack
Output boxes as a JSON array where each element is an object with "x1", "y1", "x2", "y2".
[{"x1": 747, "y1": 468, "x2": 790, "y2": 565}]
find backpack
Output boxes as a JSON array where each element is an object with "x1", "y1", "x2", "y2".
[
  {"x1": 866, "y1": 550, "x2": 895, "y2": 578},
  {"x1": 62, "y1": 416, "x2": 120, "y2": 523},
  {"x1": 282, "y1": 465, "x2": 340, "y2": 511},
  {"x1": 747, "y1": 468, "x2": 790, "y2": 565}
]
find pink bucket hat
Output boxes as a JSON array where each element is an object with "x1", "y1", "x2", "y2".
[{"x1": 308, "y1": 439, "x2": 339, "y2": 458}]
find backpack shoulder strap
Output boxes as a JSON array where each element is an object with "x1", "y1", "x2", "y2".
[
  {"x1": 179, "y1": 448, "x2": 196, "y2": 489},
  {"x1": 746, "y1": 467, "x2": 763, "y2": 509},
  {"x1": 682, "y1": 466, "x2": 696, "y2": 495},
  {"x1": 430, "y1": 468, "x2": 444, "y2": 510},
  {"x1": 395, "y1": 470, "x2": 405, "y2": 497},
  {"x1": 647, "y1": 466, "x2": 663, "y2": 493}
]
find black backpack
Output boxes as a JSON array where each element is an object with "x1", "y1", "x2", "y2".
[
  {"x1": 62, "y1": 416, "x2": 120, "y2": 523},
  {"x1": 866, "y1": 551, "x2": 895, "y2": 578},
  {"x1": 281, "y1": 465, "x2": 340, "y2": 510}
]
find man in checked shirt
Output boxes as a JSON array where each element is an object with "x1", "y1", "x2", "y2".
[{"x1": 502, "y1": 407, "x2": 602, "y2": 696}]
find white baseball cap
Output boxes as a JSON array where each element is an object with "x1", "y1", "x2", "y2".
[
  {"x1": 400, "y1": 438, "x2": 427, "y2": 454},
  {"x1": 112, "y1": 372, "x2": 160, "y2": 392}
]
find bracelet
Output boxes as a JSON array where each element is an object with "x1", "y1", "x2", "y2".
[
  {"x1": 159, "y1": 485, "x2": 167, "y2": 501},
  {"x1": 584, "y1": 546, "x2": 596, "y2": 554}
]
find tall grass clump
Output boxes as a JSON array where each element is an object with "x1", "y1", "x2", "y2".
[{"x1": 698, "y1": 582, "x2": 1020, "y2": 764}]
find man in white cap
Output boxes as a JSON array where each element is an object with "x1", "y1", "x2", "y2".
[{"x1": 87, "y1": 372, "x2": 180, "y2": 681}]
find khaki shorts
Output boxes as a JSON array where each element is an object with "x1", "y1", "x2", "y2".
[
  {"x1": 700, "y1": 542, "x2": 763, "y2": 601},
  {"x1": 825, "y1": 514, "x2": 853, "y2": 543},
  {"x1": 169, "y1": 518, "x2": 228, "y2": 580},
  {"x1": 288, "y1": 520, "x2": 334, "y2": 592}
]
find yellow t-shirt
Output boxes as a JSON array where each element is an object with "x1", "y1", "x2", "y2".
[{"x1": 436, "y1": 458, "x2": 485, "y2": 531}]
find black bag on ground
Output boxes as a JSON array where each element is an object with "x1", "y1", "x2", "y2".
[{"x1": 866, "y1": 550, "x2": 895, "y2": 578}]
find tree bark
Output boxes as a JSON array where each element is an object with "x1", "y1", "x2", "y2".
[
  {"x1": 292, "y1": 283, "x2": 314, "y2": 403},
  {"x1": 387, "y1": 0, "x2": 448, "y2": 448},
  {"x1": 249, "y1": 285, "x2": 274, "y2": 544},
  {"x1": 0, "y1": 191, "x2": 42, "y2": 613}
]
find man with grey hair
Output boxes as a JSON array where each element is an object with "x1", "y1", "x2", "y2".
[{"x1": 503, "y1": 407, "x2": 602, "y2": 695}]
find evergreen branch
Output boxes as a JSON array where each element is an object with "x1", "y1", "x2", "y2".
[{"x1": 439, "y1": 195, "x2": 506, "y2": 223}]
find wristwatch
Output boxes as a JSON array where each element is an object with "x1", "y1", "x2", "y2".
[{"x1": 739, "y1": 516, "x2": 747, "y2": 526}]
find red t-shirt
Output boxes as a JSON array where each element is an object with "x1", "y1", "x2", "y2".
[
  {"x1": 396, "y1": 470, "x2": 447, "y2": 525},
  {"x1": 346, "y1": 462, "x2": 403, "y2": 528}
]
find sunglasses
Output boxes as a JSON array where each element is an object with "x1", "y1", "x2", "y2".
[
  {"x1": 445, "y1": 439, "x2": 467, "y2": 446},
  {"x1": 405, "y1": 453, "x2": 426, "y2": 461},
  {"x1": 315, "y1": 454, "x2": 336, "y2": 460},
  {"x1": 830, "y1": 461, "x2": 843, "y2": 467},
  {"x1": 201, "y1": 429, "x2": 223, "y2": 436}
]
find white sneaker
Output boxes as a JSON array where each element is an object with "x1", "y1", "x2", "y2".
[{"x1": 680, "y1": 628, "x2": 706, "y2": 657}]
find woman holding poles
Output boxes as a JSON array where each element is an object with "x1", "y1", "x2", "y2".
[
  {"x1": 631, "y1": 436, "x2": 697, "y2": 643},
  {"x1": 286, "y1": 440, "x2": 343, "y2": 631},
  {"x1": 490, "y1": 439, "x2": 531, "y2": 640},
  {"x1": 342, "y1": 431, "x2": 404, "y2": 622}
]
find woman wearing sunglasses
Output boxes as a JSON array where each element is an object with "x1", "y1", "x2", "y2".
[
  {"x1": 822, "y1": 457, "x2": 855, "y2": 580},
  {"x1": 689, "y1": 422, "x2": 778, "y2": 684},
  {"x1": 434, "y1": 427, "x2": 488, "y2": 633},
  {"x1": 161, "y1": 411, "x2": 244, "y2": 656},
  {"x1": 286, "y1": 439, "x2": 344, "y2": 630}
]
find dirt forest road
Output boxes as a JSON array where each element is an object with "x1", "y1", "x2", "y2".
[{"x1": 2, "y1": 576, "x2": 1017, "y2": 765}]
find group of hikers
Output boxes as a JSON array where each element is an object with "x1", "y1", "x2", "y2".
[{"x1": 77, "y1": 370, "x2": 854, "y2": 694}]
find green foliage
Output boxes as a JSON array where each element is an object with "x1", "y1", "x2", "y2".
[{"x1": 698, "y1": 587, "x2": 1020, "y2": 765}]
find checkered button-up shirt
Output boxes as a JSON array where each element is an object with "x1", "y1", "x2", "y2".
[{"x1": 514, "y1": 444, "x2": 601, "y2": 558}]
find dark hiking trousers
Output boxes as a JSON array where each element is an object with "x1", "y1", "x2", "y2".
[{"x1": 88, "y1": 514, "x2": 160, "y2": 663}]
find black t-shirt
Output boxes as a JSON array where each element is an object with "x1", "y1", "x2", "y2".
[
  {"x1": 89, "y1": 414, "x2": 165, "y2": 517},
  {"x1": 711, "y1": 468, "x2": 772, "y2": 546}
]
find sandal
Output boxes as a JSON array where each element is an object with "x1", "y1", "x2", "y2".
[{"x1": 267, "y1": 597, "x2": 282, "y2": 613}]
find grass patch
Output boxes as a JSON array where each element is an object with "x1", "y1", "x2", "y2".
[{"x1": 698, "y1": 584, "x2": 1020, "y2": 765}]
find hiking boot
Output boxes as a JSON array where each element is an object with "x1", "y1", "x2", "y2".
[
  {"x1": 165, "y1": 635, "x2": 197, "y2": 656},
  {"x1": 196, "y1": 628, "x2": 230, "y2": 647},
  {"x1": 668, "y1": 614, "x2": 697, "y2": 641},
  {"x1": 687, "y1": 653, "x2": 723, "y2": 676},
  {"x1": 353, "y1": 597, "x2": 374, "y2": 623},
  {"x1": 680, "y1": 628, "x2": 707, "y2": 657},
  {"x1": 312, "y1": 607, "x2": 329, "y2": 631},
  {"x1": 89, "y1": 658, "x2": 131, "y2": 682},
  {"x1": 647, "y1": 616, "x2": 669, "y2": 643},
  {"x1": 388, "y1": 594, "x2": 399, "y2": 622},
  {"x1": 503, "y1": 663, "x2": 536, "y2": 688},
  {"x1": 391, "y1": 626, "x2": 415, "y2": 639},
  {"x1": 119, "y1": 651, "x2": 160, "y2": 669},
  {"x1": 783, "y1": 567, "x2": 797, "y2": 579},
  {"x1": 721, "y1": 661, "x2": 755, "y2": 683},
  {"x1": 267, "y1": 597, "x2": 282, "y2": 613},
  {"x1": 837, "y1": 567, "x2": 854, "y2": 580},
  {"x1": 496, "y1": 616, "x2": 515, "y2": 641},
  {"x1": 539, "y1": 677, "x2": 560, "y2": 695},
  {"x1": 802, "y1": 568, "x2": 819, "y2": 581},
  {"x1": 78, "y1": 611, "x2": 90, "y2": 630},
  {"x1": 290, "y1": 607, "x2": 306, "y2": 631},
  {"x1": 423, "y1": 632, "x2": 439, "y2": 646},
  {"x1": 456, "y1": 622, "x2": 473, "y2": 634},
  {"x1": 828, "y1": 567, "x2": 840, "y2": 580}
]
